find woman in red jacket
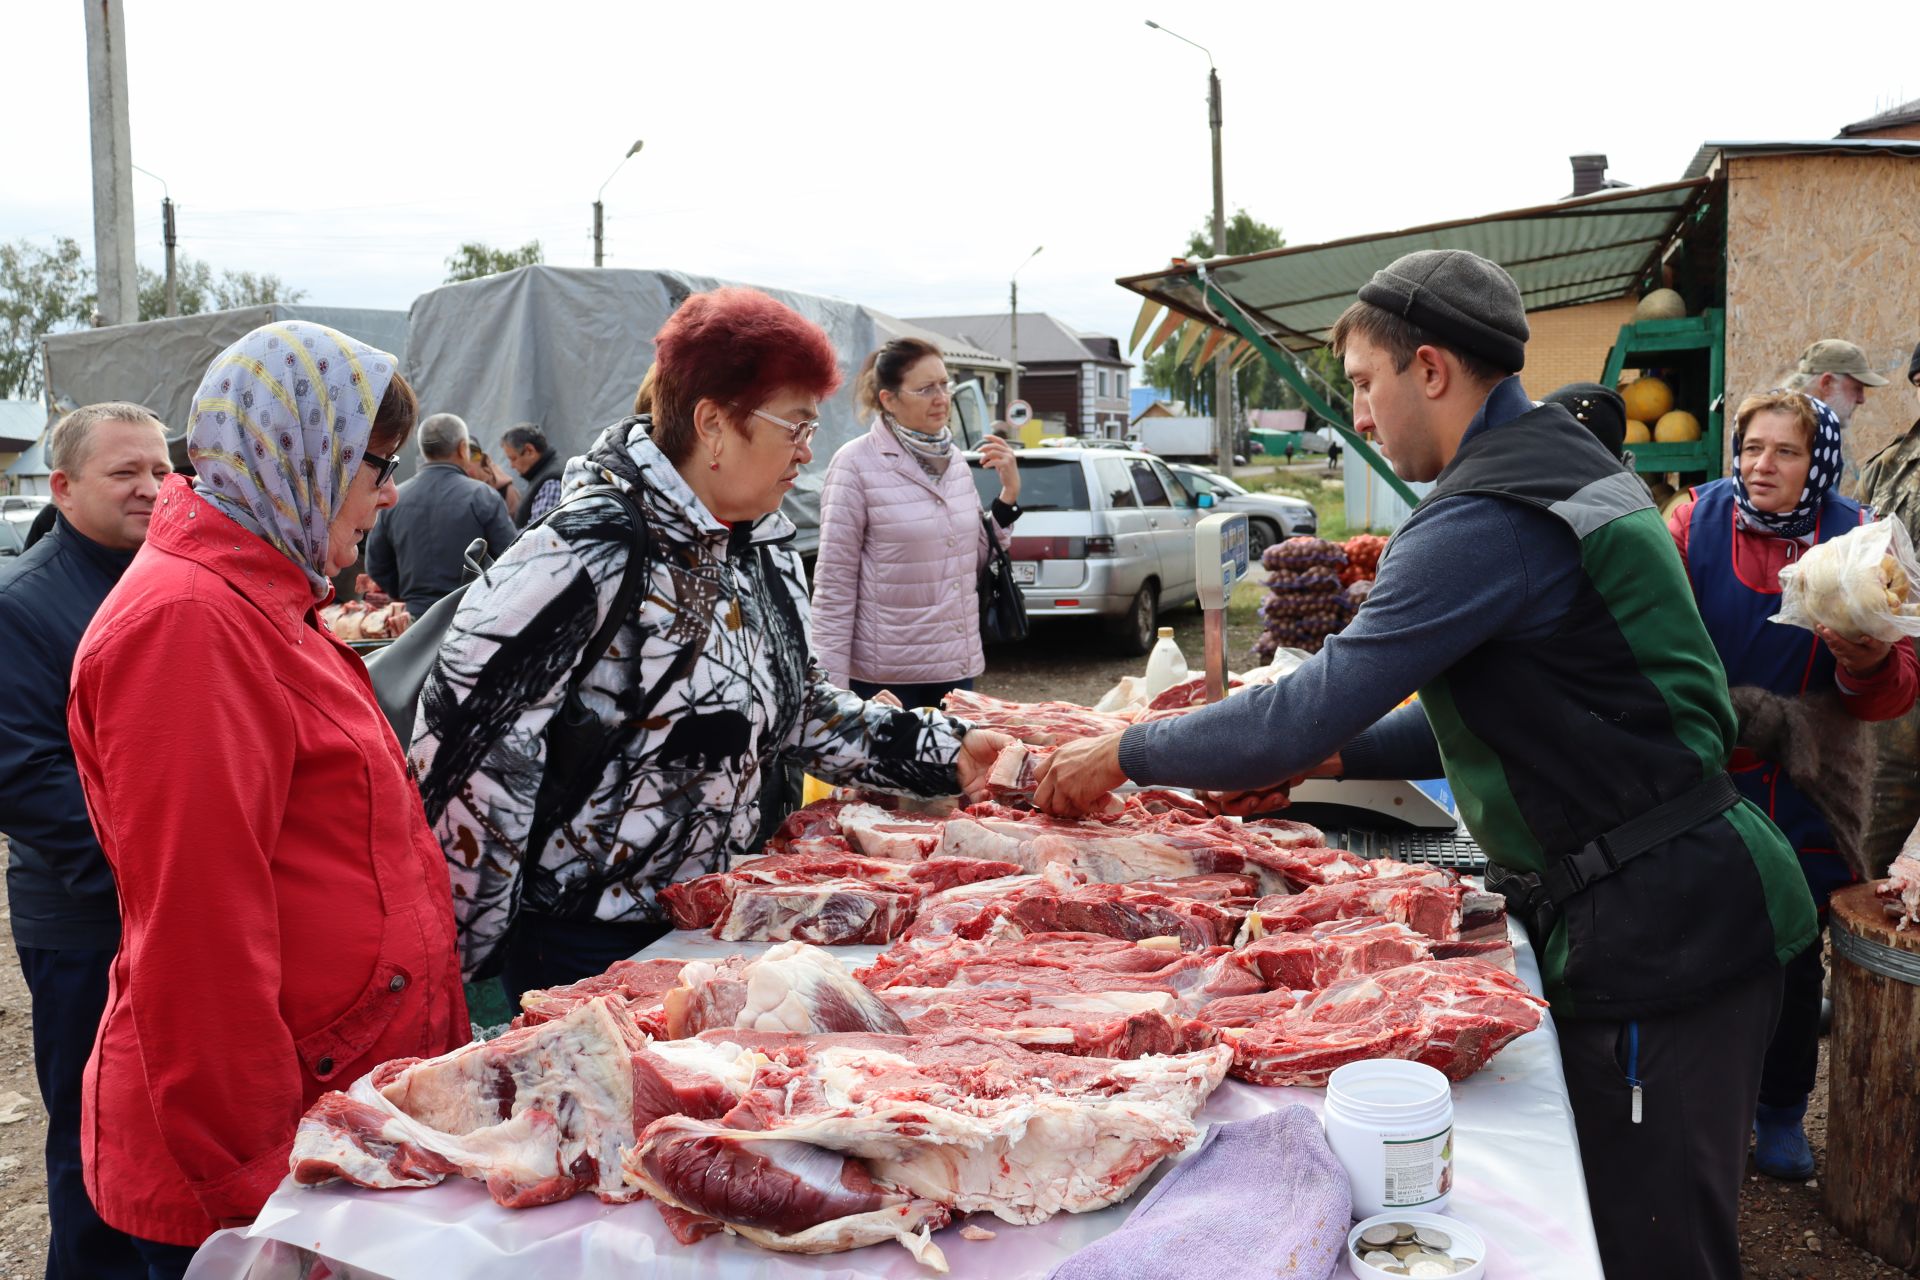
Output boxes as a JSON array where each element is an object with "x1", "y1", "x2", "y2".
[
  {"x1": 67, "y1": 322, "x2": 469, "y2": 1274},
  {"x1": 1668, "y1": 388, "x2": 1917, "y2": 1182}
]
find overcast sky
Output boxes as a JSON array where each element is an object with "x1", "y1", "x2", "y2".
[{"x1": 5, "y1": 0, "x2": 1915, "y2": 372}]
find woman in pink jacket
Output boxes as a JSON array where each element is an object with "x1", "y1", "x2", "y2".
[{"x1": 813, "y1": 337, "x2": 1021, "y2": 707}]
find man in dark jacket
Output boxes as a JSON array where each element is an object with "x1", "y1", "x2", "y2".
[
  {"x1": 363, "y1": 413, "x2": 516, "y2": 615},
  {"x1": 1036, "y1": 251, "x2": 1815, "y2": 1280},
  {"x1": 0, "y1": 402, "x2": 171, "y2": 1279},
  {"x1": 500, "y1": 423, "x2": 567, "y2": 528}
]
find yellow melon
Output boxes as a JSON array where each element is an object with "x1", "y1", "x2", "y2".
[
  {"x1": 1654, "y1": 410, "x2": 1702, "y2": 443},
  {"x1": 1633, "y1": 289, "x2": 1687, "y2": 322},
  {"x1": 1622, "y1": 377, "x2": 1674, "y2": 424},
  {"x1": 1624, "y1": 420, "x2": 1653, "y2": 445}
]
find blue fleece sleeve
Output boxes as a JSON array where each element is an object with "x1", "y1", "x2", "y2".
[
  {"x1": 1117, "y1": 495, "x2": 1576, "y2": 791},
  {"x1": 1340, "y1": 701, "x2": 1445, "y2": 780}
]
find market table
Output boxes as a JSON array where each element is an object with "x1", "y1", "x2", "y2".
[{"x1": 187, "y1": 921, "x2": 1603, "y2": 1280}]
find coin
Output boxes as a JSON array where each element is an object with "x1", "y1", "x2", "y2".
[
  {"x1": 1361, "y1": 1224, "x2": 1401, "y2": 1247},
  {"x1": 1389, "y1": 1222, "x2": 1419, "y2": 1242},
  {"x1": 1414, "y1": 1227, "x2": 1453, "y2": 1251},
  {"x1": 1407, "y1": 1263, "x2": 1452, "y2": 1279},
  {"x1": 1390, "y1": 1242, "x2": 1422, "y2": 1260},
  {"x1": 1362, "y1": 1250, "x2": 1399, "y2": 1267}
]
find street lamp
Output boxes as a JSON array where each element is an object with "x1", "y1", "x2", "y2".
[
  {"x1": 1145, "y1": 19, "x2": 1232, "y2": 476},
  {"x1": 1008, "y1": 245, "x2": 1043, "y2": 414},
  {"x1": 130, "y1": 163, "x2": 178, "y2": 317},
  {"x1": 593, "y1": 139, "x2": 645, "y2": 268}
]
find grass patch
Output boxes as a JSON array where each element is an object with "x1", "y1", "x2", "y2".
[{"x1": 1242, "y1": 469, "x2": 1359, "y2": 539}]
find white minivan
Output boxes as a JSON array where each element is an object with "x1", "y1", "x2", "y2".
[{"x1": 966, "y1": 446, "x2": 1202, "y2": 654}]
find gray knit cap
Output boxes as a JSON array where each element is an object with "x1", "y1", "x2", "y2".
[{"x1": 1357, "y1": 250, "x2": 1529, "y2": 374}]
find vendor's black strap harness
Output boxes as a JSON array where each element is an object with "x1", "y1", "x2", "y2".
[{"x1": 1488, "y1": 773, "x2": 1740, "y2": 938}]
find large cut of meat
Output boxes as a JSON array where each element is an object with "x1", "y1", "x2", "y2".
[
  {"x1": 983, "y1": 739, "x2": 1049, "y2": 803},
  {"x1": 1218, "y1": 958, "x2": 1546, "y2": 1086},
  {"x1": 940, "y1": 689, "x2": 1133, "y2": 745},
  {"x1": 1211, "y1": 917, "x2": 1433, "y2": 991},
  {"x1": 655, "y1": 1029, "x2": 1232, "y2": 1225},
  {"x1": 859, "y1": 931, "x2": 1240, "y2": 1011},
  {"x1": 994, "y1": 880, "x2": 1245, "y2": 950},
  {"x1": 714, "y1": 879, "x2": 921, "y2": 945},
  {"x1": 629, "y1": 1114, "x2": 952, "y2": 1270},
  {"x1": 512, "y1": 957, "x2": 691, "y2": 1032},
  {"x1": 1244, "y1": 871, "x2": 1507, "y2": 944},
  {"x1": 881, "y1": 987, "x2": 1185, "y2": 1058},
  {"x1": 837, "y1": 804, "x2": 952, "y2": 860},
  {"x1": 665, "y1": 942, "x2": 909, "y2": 1040},
  {"x1": 937, "y1": 810, "x2": 1315, "y2": 893},
  {"x1": 290, "y1": 996, "x2": 754, "y2": 1207},
  {"x1": 664, "y1": 851, "x2": 1022, "y2": 932}
]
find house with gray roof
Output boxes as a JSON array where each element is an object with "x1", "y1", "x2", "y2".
[{"x1": 908, "y1": 312, "x2": 1132, "y2": 437}]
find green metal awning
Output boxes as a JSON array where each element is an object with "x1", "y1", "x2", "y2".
[{"x1": 1117, "y1": 178, "x2": 1710, "y2": 352}]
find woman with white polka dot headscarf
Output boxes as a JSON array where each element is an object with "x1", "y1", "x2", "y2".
[{"x1": 1666, "y1": 388, "x2": 1919, "y2": 1184}]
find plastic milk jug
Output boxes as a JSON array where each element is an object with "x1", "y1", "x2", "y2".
[{"x1": 1140, "y1": 627, "x2": 1190, "y2": 700}]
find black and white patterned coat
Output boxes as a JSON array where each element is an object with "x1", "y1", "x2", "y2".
[{"x1": 410, "y1": 419, "x2": 967, "y2": 977}]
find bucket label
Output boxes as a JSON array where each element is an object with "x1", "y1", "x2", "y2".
[{"x1": 1381, "y1": 1126, "x2": 1453, "y2": 1207}]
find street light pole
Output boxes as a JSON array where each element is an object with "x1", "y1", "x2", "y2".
[
  {"x1": 1009, "y1": 245, "x2": 1043, "y2": 415},
  {"x1": 593, "y1": 139, "x2": 645, "y2": 268},
  {"x1": 132, "y1": 163, "x2": 176, "y2": 317},
  {"x1": 1146, "y1": 20, "x2": 1233, "y2": 476}
]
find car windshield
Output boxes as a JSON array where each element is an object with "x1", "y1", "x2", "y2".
[{"x1": 969, "y1": 457, "x2": 1088, "y2": 512}]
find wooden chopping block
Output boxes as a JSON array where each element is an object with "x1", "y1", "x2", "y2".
[{"x1": 1824, "y1": 882, "x2": 1920, "y2": 1269}]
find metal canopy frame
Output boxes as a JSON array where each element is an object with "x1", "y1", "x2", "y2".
[{"x1": 1117, "y1": 178, "x2": 1712, "y2": 513}]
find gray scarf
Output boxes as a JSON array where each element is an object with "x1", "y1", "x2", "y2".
[{"x1": 888, "y1": 416, "x2": 954, "y2": 479}]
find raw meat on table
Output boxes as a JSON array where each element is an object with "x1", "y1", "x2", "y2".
[
  {"x1": 664, "y1": 1029, "x2": 1233, "y2": 1226},
  {"x1": 628, "y1": 1114, "x2": 953, "y2": 1269},
  {"x1": 859, "y1": 931, "x2": 1242, "y2": 1011},
  {"x1": 662, "y1": 849, "x2": 1022, "y2": 931},
  {"x1": 940, "y1": 689, "x2": 1133, "y2": 745},
  {"x1": 511, "y1": 956, "x2": 691, "y2": 1032},
  {"x1": 1212, "y1": 917, "x2": 1434, "y2": 991},
  {"x1": 714, "y1": 878, "x2": 921, "y2": 944},
  {"x1": 290, "y1": 995, "x2": 753, "y2": 1207},
  {"x1": 995, "y1": 880, "x2": 1246, "y2": 950},
  {"x1": 881, "y1": 987, "x2": 1187, "y2": 1058},
  {"x1": 838, "y1": 803, "x2": 951, "y2": 860},
  {"x1": 1217, "y1": 957, "x2": 1546, "y2": 1086},
  {"x1": 665, "y1": 941, "x2": 908, "y2": 1039},
  {"x1": 1244, "y1": 871, "x2": 1507, "y2": 944}
]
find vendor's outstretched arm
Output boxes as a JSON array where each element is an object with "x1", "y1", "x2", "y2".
[
  {"x1": 1116, "y1": 497, "x2": 1551, "y2": 793},
  {"x1": 1340, "y1": 701, "x2": 1445, "y2": 781}
]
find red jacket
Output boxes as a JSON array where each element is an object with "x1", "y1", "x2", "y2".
[
  {"x1": 68, "y1": 477, "x2": 468, "y2": 1246},
  {"x1": 1668, "y1": 496, "x2": 1919, "y2": 720}
]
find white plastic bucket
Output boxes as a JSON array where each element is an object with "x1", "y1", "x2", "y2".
[{"x1": 1324, "y1": 1058, "x2": 1455, "y2": 1217}]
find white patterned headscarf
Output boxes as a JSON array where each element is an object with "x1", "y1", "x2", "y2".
[
  {"x1": 1732, "y1": 391, "x2": 1845, "y2": 541},
  {"x1": 188, "y1": 321, "x2": 399, "y2": 597}
]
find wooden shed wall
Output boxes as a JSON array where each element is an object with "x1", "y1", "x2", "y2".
[
  {"x1": 1724, "y1": 153, "x2": 1920, "y2": 482},
  {"x1": 1523, "y1": 298, "x2": 1639, "y2": 397}
]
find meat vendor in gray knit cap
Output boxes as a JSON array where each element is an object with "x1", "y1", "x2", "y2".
[{"x1": 1036, "y1": 248, "x2": 1816, "y2": 1280}]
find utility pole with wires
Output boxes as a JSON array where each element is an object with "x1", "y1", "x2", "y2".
[
  {"x1": 1146, "y1": 18, "x2": 1232, "y2": 476},
  {"x1": 133, "y1": 164, "x2": 177, "y2": 317},
  {"x1": 593, "y1": 139, "x2": 644, "y2": 268},
  {"x1": 84, "y1": 0, "x2": 138, "y2": 326}
]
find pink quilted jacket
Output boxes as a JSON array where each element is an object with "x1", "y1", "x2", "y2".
[{"x1": 812, "y1": 419, "x2": 1010, "y2": 687}]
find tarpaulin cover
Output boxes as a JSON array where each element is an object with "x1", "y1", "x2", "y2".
[
  {"x1": 402, "y1": 266, "x2": 1007, "y2": 555},
  {"x1": 41, "y1": 306, "x2": 409, "y2": 437},
  {"x1": 190, "y1": 921, "x2": 1603, "y2": 1280}
]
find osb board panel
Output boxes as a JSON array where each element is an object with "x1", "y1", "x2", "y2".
[
  {"x1": 1725, "y1": 153, "x2": 1920, "y2": 489},
  {"x1": 1523, "y1": 298, "x2": 1637, "y2": 397}
]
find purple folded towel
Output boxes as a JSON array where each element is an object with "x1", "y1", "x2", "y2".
[{"x1": 1048, "y1": 1106, "x2": 1351, "y2": 1280}]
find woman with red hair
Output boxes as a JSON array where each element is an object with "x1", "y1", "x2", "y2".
[{"x1": 411, "y1": 288, "x2": 1010, "y2": 994}]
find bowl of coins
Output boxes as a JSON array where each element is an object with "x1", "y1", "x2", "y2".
[{"x1": 1345, "y1": 1211, "x2": 1485, "y2": 1279}]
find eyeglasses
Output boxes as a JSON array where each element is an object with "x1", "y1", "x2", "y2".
[
  {"x1": 743, "y1": 406, "x2": 821, "y2": 448},
  {"x1": 361, "y1": 446, "x2": 402, "y2": 487},
  {"x1": 899, "y1": 381, "x2": 958, "y2": 401}
]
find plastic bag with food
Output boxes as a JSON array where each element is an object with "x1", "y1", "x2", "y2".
[{"x1": 1772, "y1": 516, "x2": 1920, "y2": 642}]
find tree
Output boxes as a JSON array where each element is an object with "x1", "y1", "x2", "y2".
[
  {"x1": 137, "y1": 257, "x2": 306, "y2": 321},
  {"x1": 0, "y1": 237, "x2": 94, "y2": 400},
  {"x1": 444, "y1": 240, "x2": 543, "y2": 284},
  {"x1": 1141, "y1": 209, "x2": 1353, "y2": 426}
]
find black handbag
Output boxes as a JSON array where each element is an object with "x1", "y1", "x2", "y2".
[
  {"x1": 977, "y1": 514, "x2": 1029, "y2": 645},
  {"x1": 365, "y1": 485, "x2": 649, "y2": 748}
]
